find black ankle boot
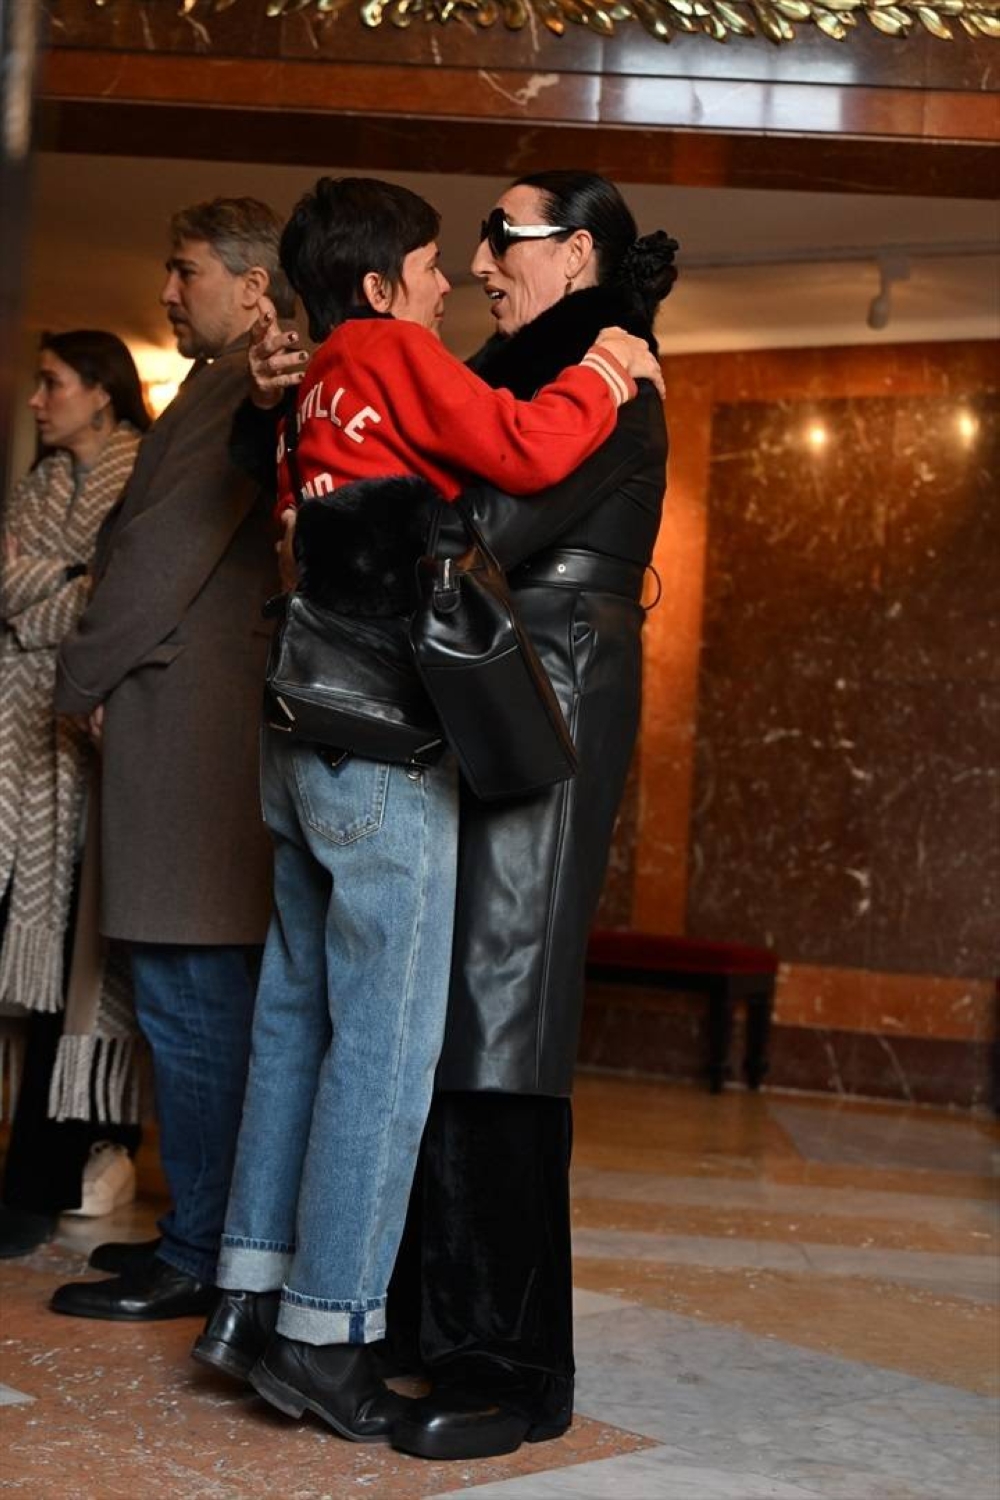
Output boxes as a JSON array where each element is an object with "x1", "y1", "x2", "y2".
[
  {"x1": 192, "y1": 1289, "x2": 281, "y2": 1382},
  {"x1": 250, "y1": 1333, "x2": 408, "y2": 1442}
]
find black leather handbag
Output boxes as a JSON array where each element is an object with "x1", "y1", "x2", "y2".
[
  {"x1": 264, "y1": 594, "x2": 445, "y2": 766},
  {"x1": 410, "y1": 504, "x2": 578, "y2": 801},
  {"x1": 263, "y1": 409, "x2": 445, "y2": 767}
]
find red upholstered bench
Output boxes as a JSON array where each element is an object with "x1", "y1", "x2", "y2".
[{"x1": 585, "y1": 930, "x2": 779, "y2": 1093}]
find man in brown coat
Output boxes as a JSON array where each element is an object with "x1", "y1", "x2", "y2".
[{"x1": 50, "y1": 198, "x2": 295, "y2": 1320}]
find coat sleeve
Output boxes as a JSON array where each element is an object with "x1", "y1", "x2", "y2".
[
  {"x1": 55, "y1": 370, "x2": 259, "y2": 715},
  {"x1": 455, "y1": 388, "x2": 658, "y2": 570},
  {"x1": 366, "y1": 328, "x2": 628, "y2": 496},
  {"x1": 2, "y1": 554, "x2": 70, "y2": 616},
  {"x1": 1, "y1": 466, "x2": 73, "y2": 615},
  {"x1": 9, "y1": 575, "x2": 89, "y2": 651},
  {"x1": 229, "y1": 396, "x2": 280, "y2": 491}
]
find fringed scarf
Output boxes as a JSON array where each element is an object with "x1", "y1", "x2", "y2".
[{"x1": 0, "y1": 423, "x2": 142, "y2": 1120}]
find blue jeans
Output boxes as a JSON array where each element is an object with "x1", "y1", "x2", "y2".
[
  {"x1": 217, "y1": 733, "x2": 458, "y2": 1345},
  {"x1": 130, "y1": 943, "x2": 258, "y2": 1284}
]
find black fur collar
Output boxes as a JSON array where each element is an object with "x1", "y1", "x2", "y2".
[
  {"x1": 295, "y1": 475, "x2": 441, "y2": 617},
  {"x1": 470, "y1": 284, "x2": 656, "y2": 398}
]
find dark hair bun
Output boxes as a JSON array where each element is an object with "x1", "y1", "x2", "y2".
[{"x1": 620, "y1": 230, "x2": 679, "y2": 309}]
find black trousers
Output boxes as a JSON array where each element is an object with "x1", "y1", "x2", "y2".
[
  {"x1": 388, "y1": 1090, "x2": 575, "y2": 1427},
  {"x1": 2, "y1": 1011, "x2": 140, "y2": 1213},
  {"x1": 1, "y1": 885, "x2": 140, "y2": 1215}
]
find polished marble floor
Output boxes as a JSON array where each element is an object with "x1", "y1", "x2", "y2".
[{"x1": 1, "y1": 1076, "x2": 997, "y2": 1499}]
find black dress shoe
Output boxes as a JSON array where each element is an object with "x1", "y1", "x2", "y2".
[
  {"x1": 250, "y1": 1333, "x2": 409, "y2": 1442},
  {"x1": 0, "y1": 1207, "x2": 58, "y2": 1259},
  {"x1": 50, "y1": 1256, "x2": 216, "y2": 1321},
  {"x1": 88, "y1": 1236, "x2": 162, "y2": 1275},
  {"x1": 192, "y1": 1289, "x2": 280, "y2": 1382},
  {"x1": 391, "y1": 1388, "x2": 571, "y2": 1461}
]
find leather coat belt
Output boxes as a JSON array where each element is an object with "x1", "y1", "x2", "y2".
[{"x1": 509, "y1": 548, "x2": 646, "y2": 603}]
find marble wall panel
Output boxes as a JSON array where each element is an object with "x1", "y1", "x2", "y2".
[
  {"x1": 687, "y1": 391, "x2": 1000, "y2": 982},
  {"x1": 579, "y1": 982, "x2": 710, "y2": 1083},
  {"x1": 866, "y1": 679, "x2": 999, "y2": 976},
  {"x1": 577, "y1": 981, "x2": 996, "y2": 1107},
  {"x1": 688, "y1": 668, "x2": 874, "y2": 964},
  {"x1": 596, "y1": 757, "x2": 642, "y2": 929},
  {"x1": 765, "y1": 1026, "x2": 994, "y2": 1108},
  {"x1": 774, "y1": 964, "x2": 995, "y2": 1040},
  {"x1": 878, "y1": 396, "x2": 999, "y2": 686}
]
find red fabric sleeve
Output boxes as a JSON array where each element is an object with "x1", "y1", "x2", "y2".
[{"x1": 348, "y1": 325, "x2": 623, "y2": 496}]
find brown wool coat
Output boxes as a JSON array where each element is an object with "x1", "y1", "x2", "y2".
[{"x1": 54, "y1": 339, "x2": 277, "y2": 946}]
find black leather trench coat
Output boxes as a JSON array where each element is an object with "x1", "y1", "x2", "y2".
[
  {"x1": 231, "y1": 287, "x2": 668, "y2": 1095},
  {"x1": 436, "y1": 302, "x2": 668, "y2": 1094}
]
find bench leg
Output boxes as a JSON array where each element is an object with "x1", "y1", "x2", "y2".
[
  {"x1": 744, "y1": 983, "x2": 774, "y2": 1090},
  {"x1": 707, "y1": 981, "x2": 732, "y2": 1093}
]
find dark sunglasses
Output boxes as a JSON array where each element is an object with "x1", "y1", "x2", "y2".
[{"x1": 479, "y1": 208, "x2": 573, "y2": 259}]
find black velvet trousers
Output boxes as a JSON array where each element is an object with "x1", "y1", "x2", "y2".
[
  {"x1": 388, "y1": 1090, "x2": 575, "y2": 1427},
  {"x1": 2, "y1": 1011, "x2": 140, "y2": 1213},
  {"x1": 0, "y1": 885, "x2": 140, "y2": 1215}
]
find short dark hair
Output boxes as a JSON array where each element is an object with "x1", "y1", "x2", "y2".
[
  {"x1": 514, "y1": 171, "x2": 678, "y2": 321},
  {"x1": 280, "y1": 177, "x2": 441, "y2": 343},
  {"x1": 40, "y1": 329, "x2": 151, "y2": 432},
  {"x1": 169, "y1": 196, "x2": 295, "y2": 318}
]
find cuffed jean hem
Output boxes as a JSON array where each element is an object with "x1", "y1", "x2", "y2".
[
  {"x1": 277, "y1": 1294, "x2": 386, "y2": 1346},
  {"x1": 217, "y1": 1241, "x2": 293, "y2": 1292}
]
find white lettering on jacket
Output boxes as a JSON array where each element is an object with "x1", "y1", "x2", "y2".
[
  {"x1": 298, "y1": 472, "x2": 336, "y2": 500},
  {"x1": 344, "y1": 407, "x2": 381, "y2": 445},
  {"x1": 297, "y1": 378, "x2": 381, "y2": 446}
]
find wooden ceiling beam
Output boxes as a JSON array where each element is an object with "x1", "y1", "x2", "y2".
[{"x1": 38, "y1": 48, "x2": 999, "y2": 199}]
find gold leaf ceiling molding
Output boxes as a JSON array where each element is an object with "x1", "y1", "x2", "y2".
[{"x1": 81, "y1": 0, "x2": 1000, "y2": 46}]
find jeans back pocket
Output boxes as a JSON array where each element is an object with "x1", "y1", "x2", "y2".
[{"x1": 293, "y1": 750, "x2": 390, "y2": 846}]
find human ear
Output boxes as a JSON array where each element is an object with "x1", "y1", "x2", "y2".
[
  {"x1": 241, "y1": 265, "x2": 270, "y2": 308},
  {"x1": 565, "y1": 229, "x2": 595, "y2": 283},
  {"x1": 361, "y1": 271, "x2": 392, "y2": 313}
]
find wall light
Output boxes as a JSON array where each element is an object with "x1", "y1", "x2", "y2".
[
  {"x1": 956, "y1": 409, "x2": 979, "y2": 444},
  {"x1": 129, "y1": 342, "x2": 192, "y2": 420},
  {"x1": 806, "y1": 421, "x2": 829, "y2": 450},
  {"x1": 146, "y1": 381, "x2": 180, "y2": 417}
]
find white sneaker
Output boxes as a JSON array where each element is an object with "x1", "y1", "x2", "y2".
[{"x1": 64, "y1": 1142, "x2": 137, "y2": 1218}]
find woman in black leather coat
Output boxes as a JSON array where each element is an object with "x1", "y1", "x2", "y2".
[{"x1": 389, "y1": 172, "x2": 678, "y2": 1461}]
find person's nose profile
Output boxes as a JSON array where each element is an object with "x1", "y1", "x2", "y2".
[{"x1": 470, "y1": 240, "x2": 493, "y2": 278}]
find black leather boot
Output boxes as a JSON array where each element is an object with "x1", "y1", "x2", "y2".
[
  {"x1": 50, "y1": 1257, "x2": 215, "y2": 1321},
  {"x1": 391, "y1": 1381, "x2": 573, "y2": 1461},
  {"x1": 192, "y1": 1290, "x2": 281, "y2": 1381},
  {"x1": 250, "y1": 1334, "x2": 409, "y2": 1442},
  {"x1": 88, "y1": 1236, "x2": 162, "y2": 1275}
]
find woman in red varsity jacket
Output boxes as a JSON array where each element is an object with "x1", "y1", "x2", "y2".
[{"x1": 193, "y1": 177, "x2": 662, "y2": 1441}]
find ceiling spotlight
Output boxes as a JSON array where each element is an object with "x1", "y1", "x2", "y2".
[{"x1": 867, "y1": 256, "x2": 911, "y2": 331}]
